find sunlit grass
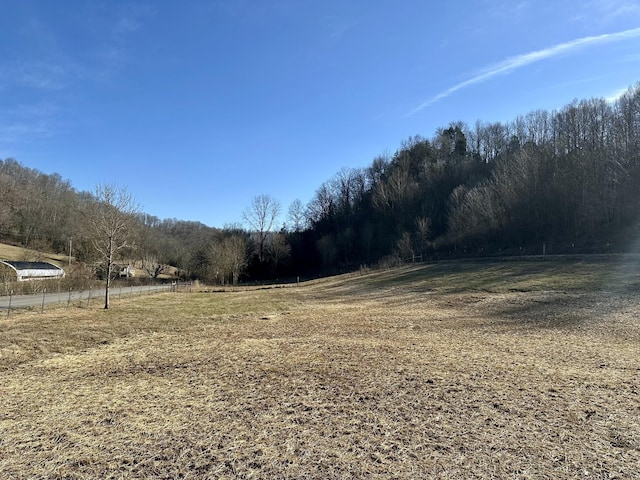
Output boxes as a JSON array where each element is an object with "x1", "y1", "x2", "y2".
[
  {"x1": 0, "y1": 242, "x2": 69, "y2": 265},
  {"x1": 335, "y1": 254, "x2": 640, "y2": 294},
  {"x1": 1, "y1": 256, "x2": 639, "y2": 478}
]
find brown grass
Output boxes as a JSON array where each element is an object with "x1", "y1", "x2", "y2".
[
  {"x1": 1, "y1": 257, "x2": 639, "y2": 479},
  {"x1": 0, "y1": 242, "x2": 69, "y2": 266}
]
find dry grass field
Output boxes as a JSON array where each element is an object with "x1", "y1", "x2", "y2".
[
  {"x1": 1, "y1": 256, "x2": 639, "y2": 479},
  {"x1": 0, "y1": 243, "x2": 69, "y2": 266}
]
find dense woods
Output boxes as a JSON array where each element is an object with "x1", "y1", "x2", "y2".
[
  {"x1": 1, "y1": 83, "x2": 640, "y2": 284},
  {"x1": 295, "y1": 83, "x2": 640, "y2": 272}
]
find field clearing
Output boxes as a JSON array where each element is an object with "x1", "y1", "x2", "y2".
[
  {"x1": 0, "y1": 243, "x2": 69, "y2": 266},
  {"x1": 1, "y1": 257, "x2": 639, "y2": 478}
]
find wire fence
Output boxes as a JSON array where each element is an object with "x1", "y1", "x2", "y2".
[{"x1": 0, "y1": 282, "x2": 193, "y2": 317}]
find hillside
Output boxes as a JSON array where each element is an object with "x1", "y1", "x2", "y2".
[
  {"x1": 3, "y1": 83, "x2": 640, "y2": 285},
  {"x1": 0, "y1": 242, "x2": 70, "y2": 268}
]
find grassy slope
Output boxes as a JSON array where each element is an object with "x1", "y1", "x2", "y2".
[
  {"x1": 1, "y1": 257, "x2": 639, "y2": 479},
  {"x1": 0, "y1": 242, "x2": 69, "y2": 267}
]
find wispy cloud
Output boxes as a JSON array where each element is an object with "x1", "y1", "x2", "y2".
[
  {"x1": 483, "y1": 0, "x2": 531, "y2": 21},
  {"x1": 605, "y1": 86, "x2": 630, "y2": 103},
  {"x1": 1, "y1": 4, "x2": 154, "y2": 91},
  {"x1": 573, "y1": 0, "x2": 640, "y2": 25},
  {"x1": 0, "y1": 120, "x2": 57, "y2": 144},
  {"x1": 324, "y1": 18, "x2": 356, "y2": 46},
  {"x1": 113, "y1": 4, "x2": 155, "y2": 38},
  {"x1": 0, "y1": 59, "x2": 81, "y2": 94},
  {"x1": 0, "y1": 101, "x2": 62, "y2": 145},
  {"x1": 94, "y1": 4, "x2": 156, "y2": 75},
  {"x1": 0, "y1": 3, "x2": 156, "y2": 149},
  {"x1": 408, "y1": 26, "x2": 640, "y2": 116}
]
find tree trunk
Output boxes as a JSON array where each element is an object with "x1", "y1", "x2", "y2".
[{"x1": 104, "y1": 256, "x2": 112, "y2": 309}]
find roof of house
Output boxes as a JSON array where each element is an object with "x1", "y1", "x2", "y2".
[
  {"x1": 1, "y1": 261, "x2": 63, "y2": 271},
  {"x1": 0, "y1": 261, "x2": 65, "y2": 281}
]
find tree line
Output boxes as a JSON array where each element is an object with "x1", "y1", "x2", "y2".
[
  {"x1": 1, "y1": 82, "x2": 639, "y2": 285},
  {"x1": 292, "y1": 83, "x2": 640, "y2": 271}
]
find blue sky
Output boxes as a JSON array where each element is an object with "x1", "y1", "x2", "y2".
[{"x1": 2, "y1": 1, "x2": 640, "y2": 228}]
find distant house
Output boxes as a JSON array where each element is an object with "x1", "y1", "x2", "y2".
[
  {"x1": 119, "y1": 264, "x2": 135, "y2": 278},
  {"x1": 0, "y1": 260, "x2": 65, "y2": 282}
]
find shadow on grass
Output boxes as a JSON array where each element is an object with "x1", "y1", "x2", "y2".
[
  {"x1": 316, "y1": 255, "x2": 640, "y2": 297},
  {"x1": 479, "y1": 255, "x2": 640, "y2": 330},
  {"x1": 311, "y1": 255, "x2": 640, "y2": 331}
]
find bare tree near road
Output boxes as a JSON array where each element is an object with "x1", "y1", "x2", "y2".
[{"x1": 85, "y1": 184, "x2": 140, "y2": 309}]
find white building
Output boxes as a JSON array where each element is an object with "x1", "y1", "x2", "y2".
[{"x1": 0, "y1": 260, "x2": 65, "y2": 281}]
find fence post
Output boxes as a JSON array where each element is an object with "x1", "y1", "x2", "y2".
[
  {"x1": 41, "y1": 288, "x2": 46, "y2": 313},
  {"x1": 67, "y1": 287, "x2": 72, "y2": 307},
  {"x1": 87, "y1": 286, "x2": 92, "y2": 307},
  {"x1": 7, "y1": 290, "x2": 12, "y2": 318}
]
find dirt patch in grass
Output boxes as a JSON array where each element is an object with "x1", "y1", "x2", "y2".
[{"x1": 1, "y1": 258, "x2": 639, "y2": 478}]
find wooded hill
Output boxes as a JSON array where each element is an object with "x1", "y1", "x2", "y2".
[
  {"x1": 298, "y1": 83, "x2": 640, "y2": 271},
  {"x1": 1, "y1": 83, "x2": 640, "y2": 283}
]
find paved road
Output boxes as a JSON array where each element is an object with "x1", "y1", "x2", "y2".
[{"x1": 0, "y1": 284, "x2": 173, "y2": 311}]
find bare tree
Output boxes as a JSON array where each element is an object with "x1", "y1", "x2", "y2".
[
  {"x1": 207, "y1": 232, "x2": 248, "y2": 285},
  {"x1": 265, "y1": 232, "x2": 291, "y2": 274},
  {"x1": 415, "y1": 217, "x2": 432, "y2": 256},
  {"x1": 243, "y1": 194, "x2": 281, "y2": 263},
  {"x1": 86, "y1": 184, "x2": 140, "y2": 309},
  {"x1": 306, "y1": 182, "x2": 335, "y2": 226},
  {"x1": 142, "y1": 253, "x2": 165, "y2": 279},
  {"x1": 287, "y1": 199, "x2": 305, "y2": 232},
  {"x1": 225, "y1": 234, "x2": 249, "y2": 285},
  {"x1": 396, "y1": 231, "x2": 413, "y2": 260}
]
